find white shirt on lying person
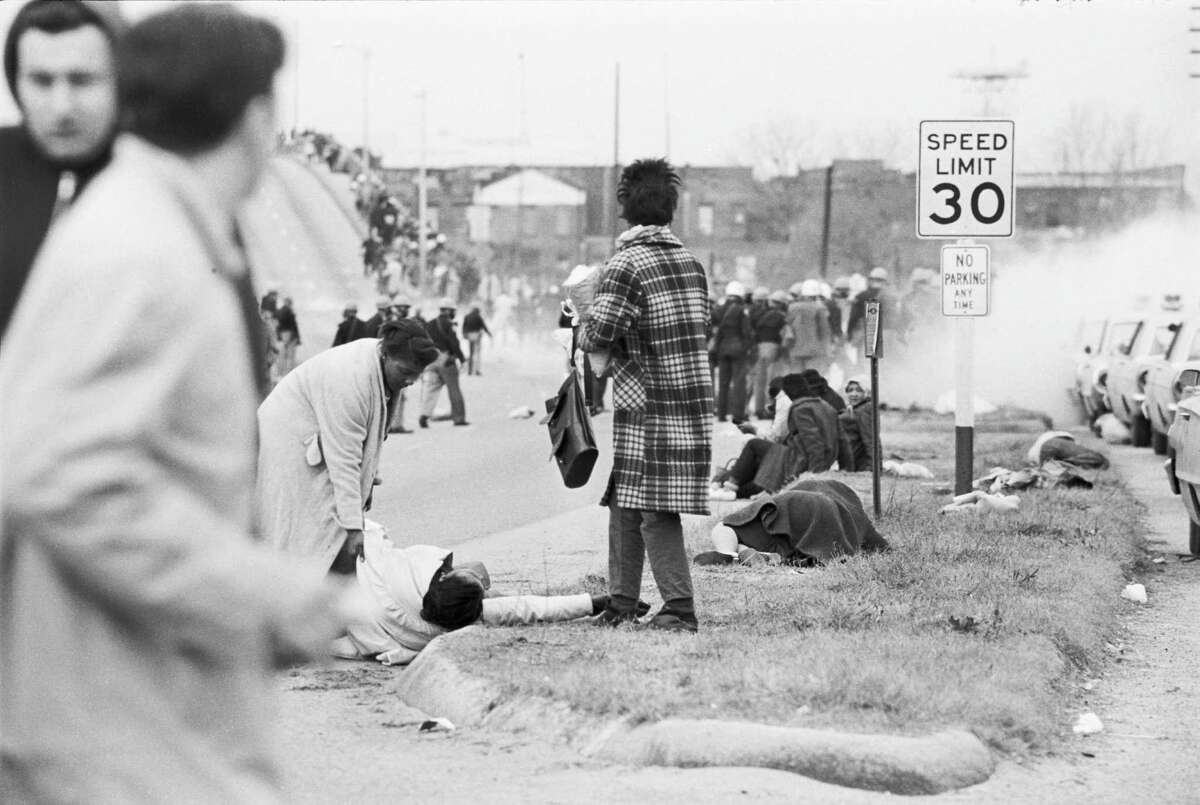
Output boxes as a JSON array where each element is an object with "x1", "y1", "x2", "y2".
[{"x1": 334, "y1": 522, "x2": 593, "y2": 665}]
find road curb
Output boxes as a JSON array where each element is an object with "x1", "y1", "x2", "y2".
[{"x1": 393, "y1": 629, "x2": 996, "y2": 795}]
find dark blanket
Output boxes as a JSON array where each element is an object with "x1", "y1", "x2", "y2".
[
  {"x1": 723, "y1": 478, "x2": 889, "y2": 563},
  {"x1": 1039, "y1": 437, "x2": 1109, "y2": 470}
]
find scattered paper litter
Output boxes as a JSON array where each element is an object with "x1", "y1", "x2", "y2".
[
  {"x1": 1120, "y1": 583, "x2": 1147, "y2": 603},
  {"x1": 1073, "y1": 712, "x2": 1104, "y2": 736}
]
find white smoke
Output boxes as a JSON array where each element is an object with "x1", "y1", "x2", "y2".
[{"x1": 874, "y1": 211, "x2": 1200, "y2": 428}]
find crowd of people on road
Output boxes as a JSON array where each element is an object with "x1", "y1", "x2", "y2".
[{"x1": 705, "y1": 266, "x2": 934, "y2": 425}]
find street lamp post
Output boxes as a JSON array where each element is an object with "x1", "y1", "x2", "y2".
[
  {"x1": 417, "y1": 90, "x2": 428, "y2": 292},
  {"x1": 333, "y1": 41, "x2": 371, "y2": 176}
]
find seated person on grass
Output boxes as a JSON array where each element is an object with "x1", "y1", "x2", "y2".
[
  {"x1": 695, "y1": 479, "x2": 890, "y2": 566},
  {"x1": 332, "y1": 522, "x2": 615, "y2": 665},
  {"x1": 713, "y1": 374, "x2": 843, "y2": 499},
  {"x1": 839, "y1": 376, "x2": 875, "y2": 473}
]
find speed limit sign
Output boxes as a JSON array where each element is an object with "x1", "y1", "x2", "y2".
[{"x1": 917, "y1": 120, "x2": 1014, "y2": 238}]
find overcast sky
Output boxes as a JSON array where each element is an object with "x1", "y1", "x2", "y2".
[{"x1": 2, "y1": 1, "x2": 1196, "y2": 185}]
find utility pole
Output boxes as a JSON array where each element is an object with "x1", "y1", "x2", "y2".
[
  {"x1": 819, "y1": 163, "x2": 834, "y2": 278},
  {"x1": 953, "y1": 63, "x2": 1027, "y2": 117},
  {"x1": 510, "y1": 54, "x2": 527, "y2": 279},
  {"x1": 417, "y1": 90, "x2": 428, "y2": 291},
  {"x1": 291, "y1": 17, "x2": 300, "y2": 133},
  {"x1": 611, "y1": 62, "x2": 621, "y2": 244},
  {"x1": 663, "y1": 58, "x2": 670, "y2": 158}
]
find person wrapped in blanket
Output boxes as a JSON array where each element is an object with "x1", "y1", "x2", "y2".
[
  {"x1": 332, "y1": 521, "x2": 616, "y2": 665},
  {"x1": 711, "y1": 372, "x2": 844, "y2": 500},
  {"x1": 695, "y1": 479, "x2": 890, "y2": 567}
]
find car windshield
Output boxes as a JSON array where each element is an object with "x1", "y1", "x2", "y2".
[
  {"x1": 1147, "y1": 324, "x2": 1180, "y2": 358},
  {"x1": 1106, "y1": 321, "x2": 1141, "y2": 355}
]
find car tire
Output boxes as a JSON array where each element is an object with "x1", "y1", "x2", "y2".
[
  {"x1": 1191, "y1": 519, "x2": 1200, "y2": 557},
  {"x1": 1131, "y1": 414, "x2": 1152, "y2": 448},
  {"x1": 1151, "y1": 429, "x2": 1168, "y2": 456}
]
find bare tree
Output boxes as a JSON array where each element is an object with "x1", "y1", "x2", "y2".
[
  {"x1": 742, "y1": 116, "x2": 822, "y2": 179},
  {"x1": 1055, "y1": 105, "x2": 1161, "y2": 174}
]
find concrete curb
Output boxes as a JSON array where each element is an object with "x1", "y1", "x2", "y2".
[
  {"x1": 587, "y1": 719, "x2": 995, "y2": 796},
  {"x1": 393, "y1": 630, "x2": 996, "y2": 796}
]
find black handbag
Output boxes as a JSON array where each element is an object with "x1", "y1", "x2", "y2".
[{"x1": 541, "y1": 368, "x2": 599, "y2": 488}]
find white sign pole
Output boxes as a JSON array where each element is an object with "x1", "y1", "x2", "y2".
[{"x1": 954, "y1": 307, "x2": 975, "y2": 495}]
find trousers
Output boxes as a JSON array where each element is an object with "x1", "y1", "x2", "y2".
[
  {"x1": 420, "y1": 353, "x2": 466, "y2": 423},
  {"x1": 607, "y1": 505, "x2": 694, "y2": 615}
]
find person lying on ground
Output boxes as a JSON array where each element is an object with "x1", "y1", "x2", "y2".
[
  {"x1": 332, "y1": 523, "x2": 630, "y2": 665},
  {"x1": 713, "y1": 374, "x2": 843, "y2": 499},
  {"x1": 695, "y1": 479, "x2": 890, "y2": 566},
  {"x1": 1026, "y1": 430, "x2": 1109, "y2": 470},
  {"x1": 257, "y1": 320, "x2": 439, "y2": 579},
  {"x1": 839, "y1": 376, "x2": 875, "y2": 472}
]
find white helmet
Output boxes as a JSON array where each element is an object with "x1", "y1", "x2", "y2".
[
  {"x1": 800, "y1": 279, "x2": 822, "y2": 298},
  {"x1": 868, "y1": 267, "x2": 889, "y2": 282},
  {"x1": 724, "y1": 280, "x2": 746, "y2": 298}
]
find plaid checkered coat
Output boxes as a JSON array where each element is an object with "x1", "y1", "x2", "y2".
[{"x1": 579, "y1": 226, "x2": 714, "y2": 515}]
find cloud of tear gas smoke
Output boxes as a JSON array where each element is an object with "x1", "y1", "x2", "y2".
[{"x1": 867, "y1": 212, "x2": 1200, "y2": 429}]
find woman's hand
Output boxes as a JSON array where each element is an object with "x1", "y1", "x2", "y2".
[{"x1": 344, "y1": 528, "x2": 365, "y2": 559}]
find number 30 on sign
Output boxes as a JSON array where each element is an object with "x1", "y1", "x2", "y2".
[{"x1": 917, "y1": 120, "x2": 1014, "y2": 239}]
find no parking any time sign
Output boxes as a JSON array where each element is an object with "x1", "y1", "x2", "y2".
[
  {"x1": 918, "y1": 120, "x2": 1014, "y2": 238},
  {"x1": 940, "y1": 245, "x2": 989, "y2": 317}
]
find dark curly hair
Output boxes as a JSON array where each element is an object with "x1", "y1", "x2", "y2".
[
  {"x1": 617, "y1": 158, "x2": 680, "y2": 226},
  {"x1": 380, "y1": 319, "x2": 439, "y2": 368},
  {"x1": 421, "y1": 571, "x2": 484, "y2": 631}
]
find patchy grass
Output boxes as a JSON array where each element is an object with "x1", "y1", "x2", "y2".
[{"x1": 446, "y1": 412, "x2": 1143, "y2": 756}]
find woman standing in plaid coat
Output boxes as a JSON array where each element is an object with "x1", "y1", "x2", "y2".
[{"x1": 578, "y1": 158, "x2": 713, "y2": 633}]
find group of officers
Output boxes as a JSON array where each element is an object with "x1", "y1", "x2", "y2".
[{"x1": 708, "y1": 265, "x2": 940, "y2": 423}]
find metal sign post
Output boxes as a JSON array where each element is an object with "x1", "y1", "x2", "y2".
[
  {"x1": 918, "y1": 120, "x2": 1013, "y2": 498},
  {"x1": 863, "y1": 300, "x2": 883, "y2": 519}
]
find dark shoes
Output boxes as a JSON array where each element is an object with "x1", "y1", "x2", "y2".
[
  {"x1": 592, "y1": 607, "x2": 639, "y2": 627},
  {"x1": 389, "y1": 426, "x2": 413, "y2": 434},
  {"x1": 591, "y1": 599, "x2": 653, "y2": 626},
  {"x1": 693, "y1": 550, "x2": 734, "y2": 566},
  {"x1": 640, "y1": 612, "x2": 699, "y2": 633},
  {"x1": 453, "y1": 420, "x2": 470, "y2": 427},
  {"x1": 418, "y1": 416, "x2": 429, "y2": 429}
]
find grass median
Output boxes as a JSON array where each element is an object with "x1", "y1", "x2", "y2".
[{"x1": 444, "y1": 410, "x2": 1143, "y2": 755}]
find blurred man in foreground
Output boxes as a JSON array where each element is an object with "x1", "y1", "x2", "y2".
[
  {"x1": 0, "y1": 0, "x2": 124, "y2": 341},
  {"x1": 0, "y1": 5, "x2": 358, "y2": 802}
]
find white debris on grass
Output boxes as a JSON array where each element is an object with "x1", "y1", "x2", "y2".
[
  {"x1": 1073, "y1": 712, "x2": 1104, "y2": 735},
  {"x1": 1120, "y1": 583, "x2": 1148, "y2": 603},
  {"x1": 418, "y1": 718, "x2": 456, "y2": 734},
  {"x1": 508, "y1": 405, "x2": 536, "y2": 419},
  {"x1": 939, "y1": 490, "x2": 1021, "y2": 515},
  {"x1": 882, "y1": 459, "x2": 935, "y2": 479},
  {"x1": 1096, "y1": 413, "x2": 1132, "y2": 445}
]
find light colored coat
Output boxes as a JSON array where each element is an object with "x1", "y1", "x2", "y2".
[
  {"x1": 256, "y1": 338, "x2": 391, "y2": 574},
  {"x1": 334, "y1": 525, "x2": 593, "y2": 665},
  {"x1": 0, "y1": 137, "x2": 333, "y2": 803}
]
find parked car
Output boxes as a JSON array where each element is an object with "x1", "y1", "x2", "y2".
[
  {"x1": 1164, "y1": 374, "x2": 1200, "y2": 555},
  {"x1": 1072, "y1": 317, "x2": 1110, "y2": 425},
  {"x1": 1104, "y1": 311, "x2": 1185, "y2": 447},
  {"x1": 1144, "y1": 314, "x2": 1200, "y2": 455}
]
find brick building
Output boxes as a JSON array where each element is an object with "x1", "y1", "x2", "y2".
[{"x1": 376, "y1": 159, "x2": 1189, "y2": 297}]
